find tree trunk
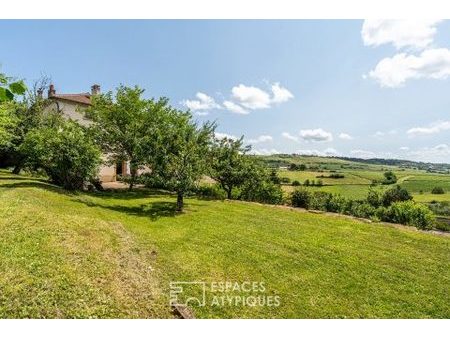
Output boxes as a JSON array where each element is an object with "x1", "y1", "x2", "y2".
[
  {"x1": 176, "y1": 192, "x2": 184, "y2": 212},
  {"x1": 226, "y1": 188, "x2": 232, "y2": 199},
  {"x1": 128, "y1": 163, "x2": 137, "y2": 191},
  {"x1": 12, "y1": 165, "x2": 21, "y2": 175}
]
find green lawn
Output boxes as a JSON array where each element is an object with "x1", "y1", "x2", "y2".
[{"x1": 0, "y1": 171, "x2": 449, "y2": 318}]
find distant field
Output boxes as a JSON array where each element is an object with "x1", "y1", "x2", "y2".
[
  {"x1": 1, "y1": 171, "x2": 449, "y2": 318},
  {"x1": 271, "y1": 156, "x2": 450, "y2": 203}
]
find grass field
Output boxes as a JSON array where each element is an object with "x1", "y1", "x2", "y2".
[
  {"x1": 277, "y1": 163, "x2": 450, "y2": 203},
  {"x1": 0, "y1": 171, "x2": 449, "y2": 318}
]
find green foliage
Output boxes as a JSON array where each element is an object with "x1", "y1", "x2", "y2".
[
  {"x1": 288, "y1": 163, "x2": 306, "y2": 171},
  {"x1": 381, "y1": 201, "x2": 435, "y2": 230},
  {"x1": 209, "y1": 136, "x2": 251, "y2": 199},
  {"x1": 87, "y1": 85, "x2": 169, "y2": 190},
  {"x1": 20, "y1": 119, "x2": 101, "y2": 190},
  {"x1": 291, "y1": 180, "x2": 301, "y2": 186},
  {"x1": 291, "y1": 188, "x2": 311, "y2": 208},
  {"x1": 195, "y1": 184, "x2": 227, "y2": 200},
  {"x1": 280, "y1": 177, "x2": 291, "y2": 184},
  {"x1": 0, "y1": 102, "x2": 18, "y2": 149},
  {"x1": 381, "y1": 185, "x2": 412, "y2": 206},
  {"x1": 304, "y1": 179, "x2": 310, "y2": 186},
  {"x1": 366, "y1": 187, "x2": 382, "y2": 208},
  {"x1": 153, "y1": 110, "x2": 215, "y2": 211},
  {"x1": 431, "y1": 186, "x2": 445, "y2": 194},
  {"x1": 382, "y1": 170, "x2": 397, "y2": 184},
  {"x1": 240, "y1": 179, "x2": 283, "y2": 205},
  {"x1": 0, "y1": 73, "x2": 27, "y2": 103}
]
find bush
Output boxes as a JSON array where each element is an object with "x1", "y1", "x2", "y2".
[
  {"x1": 280, "y1": 177, "x2": 291, "y2": 184},
  {"x1": 366, "y1": 188, "x2": 382, "y2": 208},
  {"x1": 309, "y1": 191, "x2": 333, "y2": 211},
  {"x1": 291, "y1": 188, "x2": 311, "y2": 208},
  {"x1": 195, "y1": 184, "x2": 226, "y2": 200},
  {"x1": 431, "y1": 186, "x2": 445, "y2": 194},
  {"x1": 291, "y1": 180, "x2": 301, "y2": 186},
  {"x1": 316, "y1": 179, "x2": 323, "y2": 187},
  {"x1": 382, "y1": 171, "x2": 397, "y2": 184},
  {"x1": 435, "y1": 220, "x2": 450, "y2": 232},
  {"x1": 386, "y1": 201, "x2": 435, "y2": 230},
  {"x1": 304, "y1": 179, "x2": 310, "y2": 186},
  {"x1": 20, "y1": 120, "x2": 101, "y2": 190},
  {"x1": 381, "y1": 185, "x2": 412, "y2": 206},
  {"x1": 349, "y1": 201, "x2": 376, "y2": 219},
  {"x1": 240, "y1": 180, "x2": 283, "y2": 205},
  {"x1": 428, "y1": 201, "x2": 450, "y2": 216}
]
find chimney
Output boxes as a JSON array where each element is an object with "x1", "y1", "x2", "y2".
[
  {"x1": 48, "y1": 84, "x2": 56, "y2": 97},
  {"x1": 91, "y1": 84, "x2": 101, "y2": 96},
  {"x1": 37, "y1": 88, "x2": 43, "y2": 99}
]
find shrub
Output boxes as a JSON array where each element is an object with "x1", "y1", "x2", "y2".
[
  {"x1": 280, "y1": 177, "x2": 291, "y2": 184},
  {"x1": 309, "y1": 191, "x2": 333, "y2": 211},
  {"x1": 304, "y1": 179, "x2": 310, "y2": 186},
  {"x1": 195, "y1": 184, "x2": 227, "y2": 200},
  {"x1": 240, "y1": 180, "x2": 283, "y2": 205},
  {"x1": 435, "y1": 220, "x2": 450, "y2": 232},
  {"x1": 428, "y1": 201, "x2": 450, "y2": 216},
  {"x1": 382, "y1": 171, "x2": 397, "y2": 184},
  {"x1": 366, "y1": 187, "x2": 382, "y2": 208},
  {"x1": 20, "y1": 120, "x2": 101, "y2": 190},
  {"x1": 291, "y1": 180, "x2": 301, "y2": 186},
  {"x1": 431, "y1": 186, "x2": 445, "y2": 194},
  {"x1": 291, "y1": 188, "x2": 311, "y2": 208},
  {"x1": 387, "y1": 201, "x2": 435, "y2": 230},
  {"x1": 381, "y1": 185, "x2": 412, "y2": 206},
  {"x1": 316, "y1": 179, "x2": 323, "y2": 187},
  {"x1": 349, "y1": 201, "x2": 376, "y2": 218}
]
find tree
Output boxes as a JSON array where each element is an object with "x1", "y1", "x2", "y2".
[
  {"x1": 382, "y1": 171, "x2": 397, "y2": 184},
  {"x1": 6, "y1": 77, "x2": 50, "y2": 174},
  {"x1": 237, "y1": 160, "x2": 283, "y2": 205},
  {"x1": 154, "y1": 110, "x2": 215, "y2": 211},
  {"x1": 381, "y1": 185, "x2": 412, "y2": 207},
  {"x1": 209, "y1": 136, "x2": 251, "y2": 199},
  {"x1": 20, "y1": 118, "x2": 101, "y2": 190},
  {"x1": 0, "y1": 102, "x2": 18, "y2": 150},
  {"x1": 0, "y1": 73, "x2": 26, "y2": 103},
  {"x1": 87, "y1": 86, "x2": 168, "y2": 190}
]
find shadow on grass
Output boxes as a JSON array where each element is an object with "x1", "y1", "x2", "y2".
[
  {"x1": 0, "y1": 180, "x2": 75, "y2": 196},
  {"x1": 74, "y1": 198, "x2": 181, "y2": 221}
]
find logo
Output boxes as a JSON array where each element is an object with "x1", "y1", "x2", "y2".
[
  {"x1": 169, "y1": 281, "x2": 206, "y2": 307},
  {"x1": 169, "y1": 281, "x2": 280, "y2": 308}
]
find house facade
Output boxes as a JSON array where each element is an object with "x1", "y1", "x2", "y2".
[{"x1": 44, "y1": 84, "x2": 129, "y2": 182}]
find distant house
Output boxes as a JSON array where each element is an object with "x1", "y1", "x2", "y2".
[{"x1": 43, "y1": 84, "x2": 128, "y2": 182}]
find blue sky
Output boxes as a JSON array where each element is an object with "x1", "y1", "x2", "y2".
[{"x1": 1, "y1": 20, "x2": 450, "y2": 163}]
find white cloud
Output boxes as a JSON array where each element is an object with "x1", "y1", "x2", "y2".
[
  {"x1": 368, "y1": 48, "x2": 450, "y2": 87},
  {"x1": 195, "y1": 111, "x2": 209, "y2": 116},
  {"x1": 222, "y1": 100, "x2": 249, "y2": 115},
  {"x1": 406, "y1": 144, "x2": 450, "y2": 162},
  {"x1": 215, "y1": 132, "x2": 238, "y2": 141},
  {"x1": 182, "y1": 92, "x2": 220, "y2": 112},
  {"x1": 229, "y1": 82, "x2": 293, "y2": 112},
  {"x1": 399, "y1": 146, "x2": 410, "y2": 151},
  {"x1": 297, "y1": 148, "x2": 340, "y2": 157},
  {"x1": 299, "y1": 128, "x2": 333, "y2": 142},
  {"x1": 231, "y1": 84, "x2": 272, "y2": 110},
  {"x1": 338, "y1": 132, "x2": 353, "y2": 140},
  {"x1": 270, "y1": 82, "x2": 294, "y2": 103},
  {"x1": 249, "y1": 148, "x2": 280, "y2": 155},
  {"x1": 407, "y1": 120, "x2": 450, "y2": 136},
  {"x1": 361, "y1": 20, "x2": 442, "y2": 50},
  {"x1": 350, "y1": 149, "x2": 376, "y2": 159},
  {"x1": 247, "y1": 135, "x2": 273, "y2": 144},
  {"x1": 281, "y1": 132, "x2": 299, "y2": 142}
]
